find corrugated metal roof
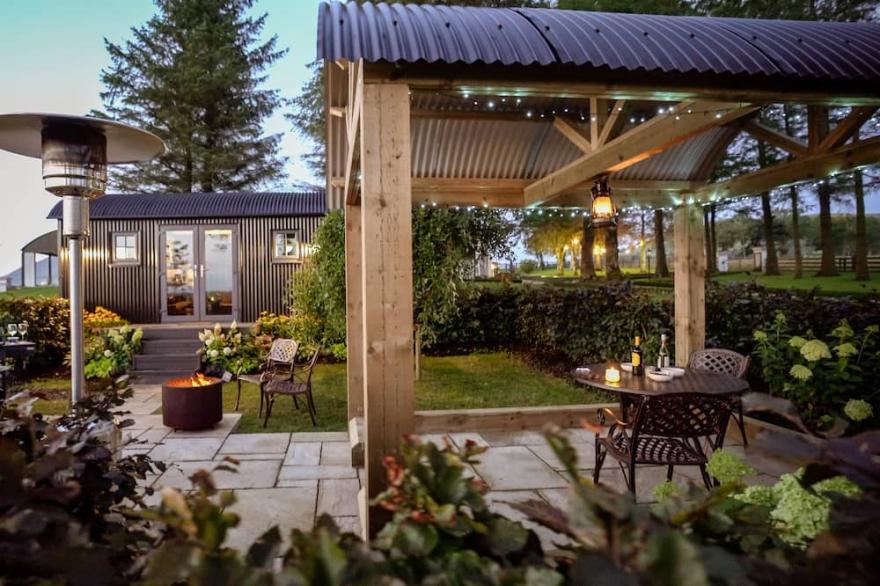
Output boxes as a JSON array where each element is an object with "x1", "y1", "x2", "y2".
[
  {"x1": 612, "y1": 126, "x2": 739, "y2": 182},
  {"x1": 318, "y1": 1, "x2": 880, "y2": 83},
  {"x1": 47, "y1": 192, "x2": 326, "y2": 220}
]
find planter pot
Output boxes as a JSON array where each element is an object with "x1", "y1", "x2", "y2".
[{"x1": 162, "y1": 375, "x2": 222, "y2": 430}]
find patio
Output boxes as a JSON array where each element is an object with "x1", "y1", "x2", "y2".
[{"x1": 122, "y1": 383, "x2": 793, "y2": 549}]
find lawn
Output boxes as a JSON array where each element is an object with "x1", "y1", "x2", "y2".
[
  {"x1": 713, "y1": 272, "x2": 880, "y2": 295},
  {"x1": 0, "y1": 286, "x2": 60, "y2": 299},
  {"x1": 23, "y1": 352, "x2": 603, "y2": 434}
]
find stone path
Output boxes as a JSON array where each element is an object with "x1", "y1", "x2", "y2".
[{"x1": 121, "y1": 385, "x2": 795, "y2": 551}]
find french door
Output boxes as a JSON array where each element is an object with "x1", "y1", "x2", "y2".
[{"x1": 160, "y1": 225, "x2": 239, "y2": 322}]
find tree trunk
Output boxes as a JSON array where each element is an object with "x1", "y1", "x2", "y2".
[
  {"x1": 783, "y1": 105, "x2": 803, "y2": 279},
  {"x1": 756, "y1": 140, "x2": 780, "y2": 275},
  {"x1": 639, "y1": 212, "x2": 648, "y2": 272},
  {"x1": 555, "y1": 246, "x2": 565, "y2": 275},
  {"x1": 760, "y1": 192, "x2": 780, "y2": 275},
  {"x1": 854, "y1": 169, "x2": 870, "y2": 281},
  {"x1": 581, "y1": 222, "x2": 596, "y2": 279},
  {"x1": 654, "y1": 209, "x2": 669, "y2": 277},
  {"x1": 704, "y1": 206, "x2": 715, "y2": 275},
  {"x1": 537, "y1": 252, "x2": 544, "y2": 270},
  {"x1": 604, "y1": 225, "x2": 622, "y2": 280},
  {"x1": 710, "y1": 203, "x2": 718, "y2": 273},
  {"x1": 816, "y1": 181, "x2": 839, "y2": 276}
]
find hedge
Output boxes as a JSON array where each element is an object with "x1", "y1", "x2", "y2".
[
  {"x1": 432, "y1": 281, "x2": 880, "y2": 381},
  {"x1": 0, "y1": 297, "x2": 71, "y2": 368}
]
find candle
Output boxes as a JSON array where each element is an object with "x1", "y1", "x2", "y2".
[{"x1": 605, "y1": 366, "x2": 621, "y2": 383}]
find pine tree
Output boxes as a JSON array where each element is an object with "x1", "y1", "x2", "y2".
[{"x1": 98, "y1": 0, "x2": 288, "y2": 193}]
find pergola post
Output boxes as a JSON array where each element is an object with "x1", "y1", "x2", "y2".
[
  {"x1": 673, "y1": 203, "x2": 706, "y2": 366},
  {"x1": 345, "y1": 203, "x2": 364, "y2": 420},
  {"x1": 359, "y1": 82, "x2": 415, "y2": 537}
]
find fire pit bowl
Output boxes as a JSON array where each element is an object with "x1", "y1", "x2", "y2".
[{"x1": 162, "y1": 373, "x2": 223, "y2": 430}]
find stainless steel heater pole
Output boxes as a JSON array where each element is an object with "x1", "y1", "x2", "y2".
[{"x1": 67, "y1": 236, "x2": 84, "y2": 402}]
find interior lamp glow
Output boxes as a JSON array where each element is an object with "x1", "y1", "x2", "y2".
[
  {"x1": 0, "y1": 113, "x2": 165, "y2": 404},
  {"x1": 589, "y1": 178, "x2": 616, "y2": 228}
]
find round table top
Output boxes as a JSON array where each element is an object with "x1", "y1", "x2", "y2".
[{"x1": 573, "y1": 363, "x2": 749, "y2": 396}]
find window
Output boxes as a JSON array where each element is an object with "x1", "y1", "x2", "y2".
[
  {"x1": 272, "y1": 230, "x2": 301, "y2": 263},
  {"x1": 111, "y1": 231, "x2": 139, "y2": 265}
]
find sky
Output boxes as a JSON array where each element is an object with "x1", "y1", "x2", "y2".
[{"x1": 0, "y1": 0, "x2": 322, "y2": 276}]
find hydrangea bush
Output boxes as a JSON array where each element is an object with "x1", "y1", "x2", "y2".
[
  {"x1": 83, "y1": 324, "x2": 143, "y2": 379},
  {"x1": 753, "y1": 312, "x2": 879, "y2": 430}
]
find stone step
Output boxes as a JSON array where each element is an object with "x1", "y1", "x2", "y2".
[
  {"x1": 129, "y1": 369, "x2": 197, "y2": 385},
  {"x1": 139, "y1": 327, "x2": 204, "y2": 341},
  {"x1": 141, "y1": 339, "x2": 201, "y2": 354},
  {"x1": 134, "y1": 353, "x2": 200, "y2": 371}
]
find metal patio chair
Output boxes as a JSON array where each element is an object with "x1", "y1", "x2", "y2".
[
  {"x1": 263, "y1": 345, "x2": 322, "y2": 428},
  {"x1": 688, "y1": 348, "x2": 751, "y2": 446},
  {"x1": 236, "y1": 338, "x2": 298, "y2": 413},
  {"x1": 593, "y1": 392, "x2": 734, "y2": 495}
]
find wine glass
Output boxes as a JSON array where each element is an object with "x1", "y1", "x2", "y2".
[
  {"x1": 6, "y1": 323, "x2": 17, "y2": 340},
  {"x1": 18, "y1": 322, "x2": 28, "y2": 340}
]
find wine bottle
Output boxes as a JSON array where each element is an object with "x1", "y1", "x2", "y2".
[
  {"x1": 631, "y1": 336, "x2": 644, "y2": 376},
  {"x1": 658, "y1": 334, "x2": 669, "y2": 369}
]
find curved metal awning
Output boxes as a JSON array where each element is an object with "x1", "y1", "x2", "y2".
[{"x1": 21, "y1": 230, "x2": 58, "y2": 256}]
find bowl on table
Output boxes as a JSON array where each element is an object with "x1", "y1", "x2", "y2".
[
  {"x1": 620, "y1": 362, "x2": 633, "y2": 373},
  {"x1": 574, "y1": 367, "x2": 593, "y2": 378},
  {"x1": 663, "y1": 366, "x2": 685, "y2": 377},
  {"x1": 647, "y1": 369, "x2": 673, "y2": 383}
]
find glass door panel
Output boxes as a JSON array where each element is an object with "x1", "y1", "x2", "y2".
[
  {"x1": 202, "y1": 228, "x2": 234, "y2": 317},
  {"x1": 164, "y1": 229, "x2": 196, "y2": 318}
]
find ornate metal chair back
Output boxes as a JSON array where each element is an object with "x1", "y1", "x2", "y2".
[
  {"x1": 633, "y1": 393, "x2": 734, "y2": 440},
  {"x1": 267, "y1": 339, "x2": 298, "y2": 367},
  {"x1": 688, "y1": 348, "x2": 750, "y2": 379}
]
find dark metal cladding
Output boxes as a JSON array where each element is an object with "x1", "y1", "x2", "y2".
[
  {"x1": 318, "y1": 0, "x2": 556, "y2": 66},
  {"x1": 317, "y1": 1, "x2": 880, "y2": 83},
  {"x1": 48, "y1": 191, "x2": 326, "y2": 220}
]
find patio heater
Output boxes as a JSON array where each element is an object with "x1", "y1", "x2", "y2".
[{"x1": 0, "y1": 114, "x2": 164, "y2": 403}]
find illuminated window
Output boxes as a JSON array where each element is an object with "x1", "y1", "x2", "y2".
[
  {"x1": 111, "y1": 232, "x2": 139, "y2": 265},
  {"x1": 272, "y1": 230, "x2": 301, "y2": 263}
]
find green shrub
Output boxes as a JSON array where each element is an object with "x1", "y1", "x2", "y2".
[
  {"x1": 83, "y1": 324, "x2": 142, "y2": 379},
  {"x1": 0, "y1": 296, "x2": 70, "y2": 368},
  {"x1": 518, "y1": 258, "x2": 539, "y2": 274}
]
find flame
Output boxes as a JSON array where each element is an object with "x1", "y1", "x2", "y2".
[{"x1": 190, "y1": 373, "x2": 213, "y2": 387}]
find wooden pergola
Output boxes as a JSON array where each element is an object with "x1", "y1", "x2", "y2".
[{"x1": 318, "y1": 1, "x2": 880, "y2": 535}]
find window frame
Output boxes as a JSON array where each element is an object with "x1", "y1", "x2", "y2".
[
  {"x1": 271, "y1": 229, "x2": 303, "y2": 264},
  {"x1": 110, "y1": 231, "x2": 140, "y2": 266}
]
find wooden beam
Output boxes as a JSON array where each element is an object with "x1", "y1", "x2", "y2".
[
  {"x1": 597, "y1": 100, "x2": 626, "y2": 147},
  {"x1": 329, "y1": 106, "x2": 346, "y2": 118},
  {"x1": 738, "y1": 119, "x2": 808, "y2": 156},
  {"x1": 817, "y1": 106, "x2": 879, "y2": 152},
  {"x1": 364, "y1": 62, "x2": 880, "y2": 106},
  {"x1": 344, "y1": 61, "x2": 363, "y2": 205},
  {"x1": 524, "y1": 102, "x2": 759, "y2": 206},
  {"x1": 807, "y1": 105, "x2": 829, "y2": 152},
  {"x1": 674, "y1": 203, "x2": 705, "y2": 366},
  {"x1": 691, "y1": 135, "x2": 880, "y2": 201},
  {"x1": 553, "y1": 117, "x2": 592, "y2": 153},
  {"x1": 344, "y1": 202, "x2": 364, "y2": 425},
  {"x1": 411, "y1": 109, "x2": 540, "y2": 122},
  {"x1": 325, "y1": 61, "x2": 348, "y2": 210},
  {"x1": 359, "y1": 82, "x2": 415, "y2": 537}
]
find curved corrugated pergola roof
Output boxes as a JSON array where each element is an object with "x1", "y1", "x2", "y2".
[
  {"x1": 21, "y1": 231, "x2": 57, "y2": 256},
  {"x1": 318, "y1": 2, "x2": 880, "y2": 84}
]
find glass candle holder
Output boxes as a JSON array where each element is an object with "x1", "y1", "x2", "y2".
[{"x1": 605, "y1": 366, "x2": 621, "y2": 383}]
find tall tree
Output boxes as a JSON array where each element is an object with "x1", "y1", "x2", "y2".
[
  {"x1": 98, "y1": 0, "x2": 288, "y2": 193},
  {"x1": 604, "y1": 226, "x2": 622, "y2": 280},
  {"x1": 653, "y1": 209, "x2": 670, "y2": 277},
  {"x1": 783, "y1": 105, "x2": 804, "y2": 279},
  {"x1": 853, "y1": 169, "x2": 870, "y2": 281},
  {"x1": 580, "y1": 219, "x2": 596, "y2": 279}
]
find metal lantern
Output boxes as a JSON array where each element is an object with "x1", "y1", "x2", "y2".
[
  {"x1": 589, "y1": 178, "x2": 616, "y2": 228},
  {"x1": 0, "y1": 114, "x2": 164, "y2": 404}
]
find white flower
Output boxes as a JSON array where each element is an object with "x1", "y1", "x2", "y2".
[
  {"x1": 788, "y1": 336, "x2": 807, "y2": 349},
  {"x1": 198, "y1": 332, "x2": 206, "y2": 342},
  {"x1": 209, "y1": 349, "x2": 219, "y2": 358},
  {"x1": 789, "y1": 364, "x2": 813, "y2": 381},
  {"x1": 222, "y1": 347, "x2": 232, "y2": 355},
  {"x1": 800, "y1": 340, "x2": 831, "y2": 362},
  {"x1": 214, "y1": 323, "x2": 222, "y2": 336},
  {"x1": 230, "y1": 320, "x2": 238, "y2": 331},
  {"x1": 834, "y1": 343, "x2": 858, "y2": 358},
  {"x1": 103, "y1": 349, "x2": 113, "y2": 358}
]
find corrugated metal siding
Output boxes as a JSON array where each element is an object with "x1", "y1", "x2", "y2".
[
  {"x1": 59, "y1": 215, "x2": 322, "y2": 324},
  {"x1": 48, "y1": 191, "x2": 326, "y2": 220},
  {"x1": 318, "y1": 1, "x2": 880, "y2": 84}
]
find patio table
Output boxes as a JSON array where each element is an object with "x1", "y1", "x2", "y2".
[
  {"x1": 573, "y1": 362, "x2": 749, "y2": 421},
  {"x1": 0, "y1": 340, "x2": 37, "y2": 361}
]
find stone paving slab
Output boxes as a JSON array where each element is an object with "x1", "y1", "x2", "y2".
[
  {"x1": 285, "y1": 442, "x2": 321, "y2": 465},
  {"x1": 167, "y1": 414, "x2": 241, "y2": 438},
  {"x1": 332, "y1": 516, "x2": 362, "y2": 535},
  {"x1": 528, "y1": 442, "x2": 596, "y2": 471},
  {"x1": 448, "y1": 432, "x2": 490, "y2": 448},
  {"x1": 220, "y1": 433, "x2": 290, "y2": 455},
  {"x1": 290, "y1": 431, "x2": 348, "y2": 442},
  {"x1": 317, "y1": 478, "x2": 361, "y2": 517},
  {"x1": 150, "y1": 437, "x2": 224, "y2": 462},
  {"x1": 278, "y1": 465, "x2": 358, "y2": 482},
  {"x1": 156, "y1": 460, "x2": 282, "y2": 490},
  {"x1": 480, "y1": 430, "x2": 548, "y2": 447},
  {"x1": 319, "y1": 442, "x2": 352, "y2": 466},
  {"x1": 225, "y1": 487, "x2": 318, "y2": 552},
  {"x1": 473, "y1": 446, "x2": 567, "y2": 490}
]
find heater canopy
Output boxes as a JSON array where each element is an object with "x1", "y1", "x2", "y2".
[{"x1": 0, "y1": 113, "x2": 164, "y2": 164}]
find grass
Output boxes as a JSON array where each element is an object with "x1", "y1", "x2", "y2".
[
  {"x1": 0, "y1": 286, "x2": 59, "y2": 299},
  {"x1": 22, "y1": 353, "x2": 603, "y2": 434},
  {"x1": 712, "y1": 272, "x2": 880, "y2": 295},
  {"x1": 17, "y1": 376, "x2": 101, "y2": 415}
]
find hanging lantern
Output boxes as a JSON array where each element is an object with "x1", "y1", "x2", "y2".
[{"x1": 589, "y1": 178, "x2": 616, "y2": 228}]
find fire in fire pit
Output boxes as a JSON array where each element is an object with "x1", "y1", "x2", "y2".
[{"x1": 162, "y1": 373, "x2": 223, "y2": 430}]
